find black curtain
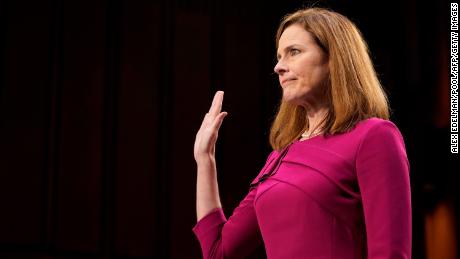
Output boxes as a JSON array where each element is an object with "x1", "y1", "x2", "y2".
[{"x1": 0, "y1": 0, "x2": 455, "y2": 258}]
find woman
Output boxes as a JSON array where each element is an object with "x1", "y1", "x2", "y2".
[{"x1": 193, "y1": 7, "x2": 411, "y2": 259}]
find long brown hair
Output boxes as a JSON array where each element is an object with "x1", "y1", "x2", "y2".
[{"x1": 269, "y1": 7, "x2": 390, "y2": 151}]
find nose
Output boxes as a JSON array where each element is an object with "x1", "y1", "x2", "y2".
[{"x1": 274, "y1": 60, "x2": 287, "y2": 75}]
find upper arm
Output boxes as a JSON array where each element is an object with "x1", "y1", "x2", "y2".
[{"x1": 355, "y1": 121, "x2": 411, "y2": 258}]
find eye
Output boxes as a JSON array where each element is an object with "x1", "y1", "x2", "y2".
[{"x1": 290, "y1": 49, "x2": 300, "y2": 56}]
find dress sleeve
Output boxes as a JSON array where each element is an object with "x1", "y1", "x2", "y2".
[
  {"x1": 192, "y1": 151, "x2": 276, "y2": 259},
  {"x1": 355, "y1": 120, "x2": 411, "y2": 259},
  {"x1": 192, "y1": 188, "x2": 263, "y2": 259}
]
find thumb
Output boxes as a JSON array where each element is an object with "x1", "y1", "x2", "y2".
[{"x1": 213, "y1": 112, "x2": 228, "y2": 131}]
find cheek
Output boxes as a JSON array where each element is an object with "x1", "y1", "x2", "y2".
[
  {"x1": 295, "y1": 67, "x2": 316, "y2": 86},
  {"x1": 304, "y1": 64, "x2": 328, "y2": 84},
  {"x1": 315, "y1": 65, "x2": 329, "y2": 81},
  {"x1": 292, "y1": 71, "x2": 327, "y2": 94}
]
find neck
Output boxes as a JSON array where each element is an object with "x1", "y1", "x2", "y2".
[{"x1": 302, "y1": 101, "x2": 329, "y2": 133}]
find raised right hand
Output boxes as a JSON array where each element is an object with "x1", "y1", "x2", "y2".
[{"x1": 194, "y1": 91, "x2": 228, "y2": 163}]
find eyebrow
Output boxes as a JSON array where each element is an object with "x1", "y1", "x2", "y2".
[{"x1": 276, "y1": 44, "x2": 302, "y2": 60}]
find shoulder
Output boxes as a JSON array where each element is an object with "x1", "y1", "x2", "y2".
[
  {"x1": 356, "y1": 117, "x2": 399, "y2": 132},
  {"x1": 355, "y1": 117, "x2": 408, "y2": 159},
  {"x1": 332, "y1": 117, "x2": 405, "y2": 151},
  {"x1": 354, "y1": 117, "x2": 404, "y2": 142}
]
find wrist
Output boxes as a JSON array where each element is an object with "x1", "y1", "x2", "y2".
[{"x1": 195, "y1": 155, "x2": 216, "y2": 167}]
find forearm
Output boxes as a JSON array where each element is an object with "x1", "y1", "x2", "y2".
[{"x1": 196, "y1": 158, "x2": 223, "y2": 222}]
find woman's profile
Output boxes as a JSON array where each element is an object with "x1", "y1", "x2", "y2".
[{"x1": 193, "y1": 7, "x2": 411, "y2": 259}]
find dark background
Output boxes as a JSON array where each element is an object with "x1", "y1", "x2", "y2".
[{"x1": 0, "y1": 0, "x2": 457, "y2": 258}]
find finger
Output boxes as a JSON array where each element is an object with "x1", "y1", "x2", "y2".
[
  {"x1": 208, "y1": 91, "x2": 222, "y2": 113},
  {"x1": 211, "y1": 111, "x2": 228, "y2": 132},
  {"x1": 198, "y1": 113, "x2": 210, "y2": 131},
  {"x1": 209, "y1": 91, "x2": 223, "y2": 117},
  {"x1": 208, "y1": 91, "x2": 224, "y2": 118}
]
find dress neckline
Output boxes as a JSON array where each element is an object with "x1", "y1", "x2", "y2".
[{"x1": 294, "y1": 133, "x2": 324, "y2": 143}]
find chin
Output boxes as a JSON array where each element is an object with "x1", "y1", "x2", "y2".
[
  {"x1": 282, "y1": 89, "x2": 304, "y2": 105},
  {"x1": 282, "y1": 94, "x2": 303, "y2": 105}
]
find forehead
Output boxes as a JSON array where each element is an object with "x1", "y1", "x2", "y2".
[{"x1": 277, "y1": 24, "x2": 315, "y2": 50}]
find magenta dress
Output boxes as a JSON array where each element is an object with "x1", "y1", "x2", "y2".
[{"x1": 192, "y1": 118, "x2": 411, "y2": 259}]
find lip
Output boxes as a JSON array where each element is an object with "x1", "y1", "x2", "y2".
[{"x1": 281, "y1": 78, "x2": 297, "y2": 85}]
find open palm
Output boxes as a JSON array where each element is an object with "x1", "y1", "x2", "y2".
[{"x1": 194, "y1": 91, "x2": 228, "y2": 162}]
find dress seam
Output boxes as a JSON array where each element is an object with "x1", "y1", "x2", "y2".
[
  {"x1": 268, "y1": 177, "x2": 356, "y2": 232},
  {"x1": 293, "y1": 143, "x2": 355, "y2": 169},
  {"x1": 277, "y1": 159, "x2": 360, "y2": 199},
  {"x1": 254, "y1": 181, "x2": 282, "y2": 204}
]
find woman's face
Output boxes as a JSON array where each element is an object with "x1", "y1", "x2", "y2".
[{"x1": 274, "y1": 24, "x2": 329, "y2": 107}]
